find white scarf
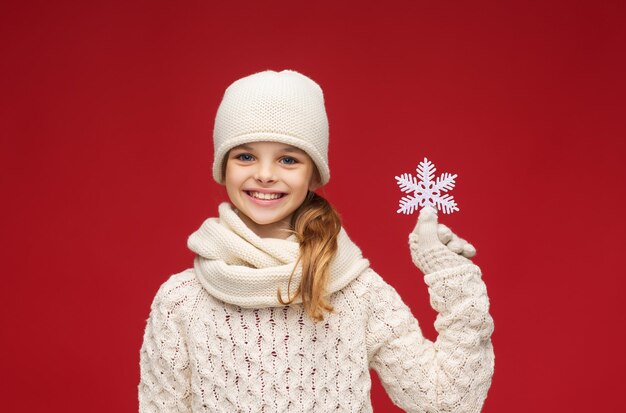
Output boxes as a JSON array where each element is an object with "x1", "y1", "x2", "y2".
[{"x1": 187, "y1": 203, "x2": 371, "y2": 308}]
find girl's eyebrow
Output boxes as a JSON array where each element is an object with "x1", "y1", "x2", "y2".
[
  {"x1": 232, "y1": 145, "x2": 253, "y2": 151},
  {"x1": 281, "y1": 146, "x2": 306, "y2": 154}
]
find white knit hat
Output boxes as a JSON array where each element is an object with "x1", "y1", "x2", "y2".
[{"x1": 212, "y1": 69, "x2": 330, "y2": 185}]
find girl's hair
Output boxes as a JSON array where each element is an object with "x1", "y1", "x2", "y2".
[{"x1": 277, "y1": 189, "x2": 341, "y2": 322}]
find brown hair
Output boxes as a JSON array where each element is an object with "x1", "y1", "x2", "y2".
[{"x1": 277, "y1": 190, "x2": 341, "y2": 321}]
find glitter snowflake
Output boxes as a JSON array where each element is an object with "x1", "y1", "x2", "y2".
[{"x1": 395, "y1": 157, "x2": 460, "y2": 215}]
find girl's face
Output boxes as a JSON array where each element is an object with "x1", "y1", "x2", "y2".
[{"x1": 224, "y1": 141, "x2": 319, "y2": 239}]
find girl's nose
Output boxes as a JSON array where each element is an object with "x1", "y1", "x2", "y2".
[{"x1": 254, "y1": 161, "x2": 277, "y2": 183}]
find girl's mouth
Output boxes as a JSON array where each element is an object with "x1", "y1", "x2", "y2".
[{"x1": 245, "y1": 191, "x2": 286, "y2": 200}]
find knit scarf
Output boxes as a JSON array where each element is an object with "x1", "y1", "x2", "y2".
[{"x1": 187, "y1": 202, "x2": 371, "y2": 308}]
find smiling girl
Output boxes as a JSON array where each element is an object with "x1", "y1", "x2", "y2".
[{"x1": 138, "y1": 70, "x2": 495, "y2": 412}]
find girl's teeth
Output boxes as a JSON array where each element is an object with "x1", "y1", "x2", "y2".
[{"x1": 250, "y1": 192, "x2": 282, "y2": 200}]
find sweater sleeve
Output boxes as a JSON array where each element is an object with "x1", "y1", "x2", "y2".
[
  {"x1": 366, "y1": 252, "x2": 494, "y2": 412},
  {"x1": 138, "y1": 275, "x2": 193, "y2": 413}
]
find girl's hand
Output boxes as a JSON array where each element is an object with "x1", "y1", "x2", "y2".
[
  {"x1": 435, "y1": 222, "x2": 476, "y2": 258},
  {"x1": 409, "y1": 206, "x2": 476, "y2": 274}
]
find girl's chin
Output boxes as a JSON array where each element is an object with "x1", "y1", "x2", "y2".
[
  {"x1": 247, "y1": 214, "x2": 291, "y2": 227},
  {"x1": 237, "y1": 208, "x2": 292, "y2": 227}
]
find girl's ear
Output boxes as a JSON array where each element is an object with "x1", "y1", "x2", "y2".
[
  {"x1": 309, "y1": 169, "x2": 322, "y2": 192},
  {"x1": 221, "y1": 152, "x2": 230, "y2": 183},
  {"x1": 308, "y1": 180, "x2": 320, "y2": 192}
]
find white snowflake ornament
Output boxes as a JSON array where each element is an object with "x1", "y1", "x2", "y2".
[{"x1": 395, "y1": 157, "x2": 459, "y2": 215}]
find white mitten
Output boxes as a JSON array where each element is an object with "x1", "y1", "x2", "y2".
[
  {"x1": 409, "y1": 206, "x2": 476, "y2": 275},
  {"x1": 437, "y1": 222, "x2": 477, "y2": 258}
]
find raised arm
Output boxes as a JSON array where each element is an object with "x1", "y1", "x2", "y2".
[
  {"x1": 138, "y1": 276, "x2": 193, "y2": 413},
  {"x1": 367, "y1": 207, "x2": 495, "y2": 412}
]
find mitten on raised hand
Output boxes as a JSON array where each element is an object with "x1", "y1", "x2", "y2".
[{"x1": 409, "y1": 205, "x2": 477, "y2": 275}]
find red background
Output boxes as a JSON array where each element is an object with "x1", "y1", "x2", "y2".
[{"x1": 2, "y1": 1, "x2": 625, "y2": 411}]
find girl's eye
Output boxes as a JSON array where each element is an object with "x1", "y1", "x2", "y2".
[
  {"x1": 235, "y1": 153, "x2": 254, "y2": 162},
  {"x1": 280, "y1": 156, "x2": 298, "y2": 165}
]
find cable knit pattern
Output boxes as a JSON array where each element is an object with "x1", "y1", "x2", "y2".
[
  {"x1": 138, "y1": 205, "x2": 495, "y2": 412},
  {"x1": 366, "y1": 264, "x2": 494, "y2": 412}
]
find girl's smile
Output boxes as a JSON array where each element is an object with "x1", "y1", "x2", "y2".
[
  {"x1": 224, "y1": 141, "x2": 319, "y2": 239},
  {"x1": 245, "y1": 189, "x2": 286, "y2": 202}
]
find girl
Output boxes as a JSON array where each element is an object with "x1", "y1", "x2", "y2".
[{"x1": 138, "y1": 70, "x2": 494, "y2": 412}]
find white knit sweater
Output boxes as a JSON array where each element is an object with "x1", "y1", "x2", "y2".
[{"x1": 138, "y1": 203, "x2": 494, "y2": 412}]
